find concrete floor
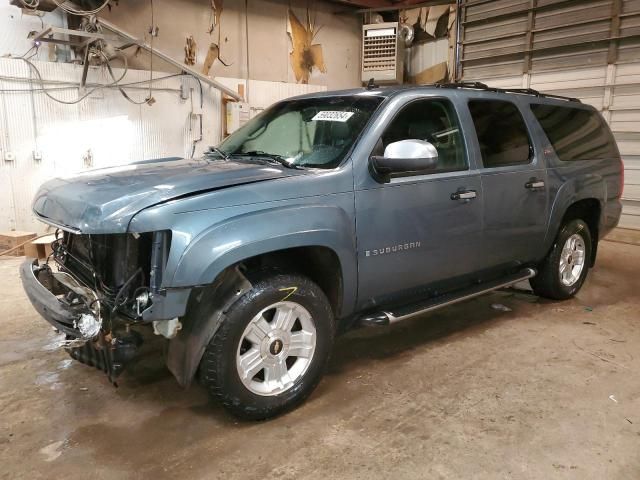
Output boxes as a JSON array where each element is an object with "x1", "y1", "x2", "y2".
[{"x1": 1, "y1": 240, "x2": 639, "y2": 480}]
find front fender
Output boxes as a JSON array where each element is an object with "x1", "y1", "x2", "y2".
[{"x1": 170, "y1": 203, "x2": 358, "y2": 317}]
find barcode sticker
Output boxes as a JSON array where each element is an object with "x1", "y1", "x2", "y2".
[{"x1": 311, "y1": 111, "x2": 355, "y2": 122}]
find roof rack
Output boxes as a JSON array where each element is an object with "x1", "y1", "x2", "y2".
[{"x1": 431, "y1": 82, "x2": 581, "y2": 103}]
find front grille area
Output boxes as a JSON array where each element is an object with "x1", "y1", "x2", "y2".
[{"x1": 52, "y1": 232, "x2": 154, "y2": 317}]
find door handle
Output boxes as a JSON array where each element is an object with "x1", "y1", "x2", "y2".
[
  {"x1": 451, "y1": 190, "x2": 477, "y2": 200},
  {"x1": 525, "y1": 180, "x2": 545, "y2": 190}
]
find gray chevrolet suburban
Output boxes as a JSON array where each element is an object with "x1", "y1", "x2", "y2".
[{"x1": 21, "y1": 82, "x2": 623, "y2": 419}]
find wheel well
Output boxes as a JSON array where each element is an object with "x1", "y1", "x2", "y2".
[
  {"x1": 562, "y1": 198, "x2": 600, "y2": 266},
  {"x1": 239, "y1": 246, "x2": 344, "y2": 317}
]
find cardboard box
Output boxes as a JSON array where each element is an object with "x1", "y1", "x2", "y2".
[
  {"x1": 24, "y1": 234, "x2": 56, "y2": 259},
  {"x1": 0, "y1": 231, "x2": 37, "y2": 256}
]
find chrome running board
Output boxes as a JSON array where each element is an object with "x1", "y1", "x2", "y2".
[{"x1": 359, "y1": 268, "x2": 536, "y2": 327}]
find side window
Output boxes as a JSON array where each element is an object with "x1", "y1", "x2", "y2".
[
  {"x1": 530, "y1": 104, "x2": 619, "y2": 161},
  {"x1": 378, "y1": 99, "x2": 467, "y2": 173},
  {"x1": 468, "y1": 100, "x2": 532, "y2": 168}
]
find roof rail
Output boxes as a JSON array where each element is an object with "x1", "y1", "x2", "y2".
[{"x1": 431, "y1": 82, "x2": 581, "y2": 103}]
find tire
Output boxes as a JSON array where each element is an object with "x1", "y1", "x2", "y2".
[
  {"x1": 199, "y1": 273, "x2": 334, "y2": 420},
  {"x1": 530, "y1": 219, "x2": 592, "y2": 300}
]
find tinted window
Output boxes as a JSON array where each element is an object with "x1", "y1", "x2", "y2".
[
  {"x1": 378, "y1": 99, "x2": 467, "y2": 173},
  {"x1": 468, "y1": 100, "x2": 532, "y2": 168},
  {"x1": 530, "y1": 104, "x2": 619, "y2": 161}
]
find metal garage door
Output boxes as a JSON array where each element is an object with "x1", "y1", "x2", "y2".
[{"x1": 459, "y1": 0, "x2": 640, "y2": 230}]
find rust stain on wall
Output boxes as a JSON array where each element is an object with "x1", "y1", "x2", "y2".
[{"x1": 287, "y1": 8, "x2": 326, "y2": 84}]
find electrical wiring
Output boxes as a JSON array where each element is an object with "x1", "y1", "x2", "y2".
[
  {"x1": 0, "y1": 72, "x2": 182, "y2": 89},
  {"x1": 0, "y1": 72, "x2": 189, "y2": 96},
  {"x1": 19, "y1": 0, "x2": 40, "y2": 10},
  {"x1": 101, "y1": 51, "x2": 149, "y2": 105},
  {"x1": 4, "y1": 2, "x2": 192, "y2": 109},
  {"x1": 0, "y1": 85, "x2": 179, "y2": 94},
  {"x1": 18, "y1": 55, "x2": 128, "y2": 104},
  {"x1": 51, "y1": 0, "x2": 110, "y2": 16},
  {"x1": 97, "y1": 0, "x2": 155, "y2": 105},
  {"x1": 17, "y1": 45, "x2": 38, "y2": 59}
]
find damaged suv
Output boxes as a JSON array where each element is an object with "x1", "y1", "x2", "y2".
[{"x1": 21, "y1": 82, "x2": 623, "y2": 419}]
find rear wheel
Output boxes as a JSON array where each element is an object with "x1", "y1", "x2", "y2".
[
  {"x1": 530, "y1": 219, "x2": 592, "y2": 300},
  {"x1": 199, "y1": 273, "x2": 334, "y2": 420}
]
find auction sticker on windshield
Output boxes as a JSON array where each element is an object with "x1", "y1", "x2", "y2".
[{"x1": 312, "y1": 111, "x2": 355, "y2": 122}]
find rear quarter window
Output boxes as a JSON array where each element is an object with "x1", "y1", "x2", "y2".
[
  {"x1": 468, "y1": 100, "x2": 532, "y2": 168},
  {"x1": 530, "y1": 104, "x2": 619, "y2": 161}
]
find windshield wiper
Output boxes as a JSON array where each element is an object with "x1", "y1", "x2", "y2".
[
  {"x1": 231, "y1": 151, "x2": 302, "y2": 169},
  {"x1": 205, "y1": 146, "x2": 230, "y2": 160}
]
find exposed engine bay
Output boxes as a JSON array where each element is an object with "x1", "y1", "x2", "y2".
[{"x1": 29, "y1": 229, "x2": 172, "y2": 383}]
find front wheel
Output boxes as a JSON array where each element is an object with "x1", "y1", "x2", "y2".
[
  {"x1": 199, "y1": 273, "x2": 334, "y2": 420},
  {"x1": 530, "y1": 219, "x2": 592, "y2": 300}
]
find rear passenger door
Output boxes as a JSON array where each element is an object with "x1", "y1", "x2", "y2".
[{"x1": 467, "y1": 99, "x2": 548, "y2": 268}]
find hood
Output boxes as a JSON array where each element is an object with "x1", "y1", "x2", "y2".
[{"x1": 33, "y1": 157, "x2": 302, "y2": 233}]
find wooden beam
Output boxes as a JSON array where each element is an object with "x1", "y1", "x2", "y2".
[
  {"x1": 522, "y1": 0, "x2": 536, "y2": 74},
  {"x1": 335, "y1": 0, "x2": 454, "y2": 14},
  {"x1": 608, "y1": 0, "x2": 622, "y2": 64}
]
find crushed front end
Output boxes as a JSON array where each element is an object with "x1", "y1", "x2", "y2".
[{"x1": 20, "y1": 230, "x2": 182, "y2": 383}]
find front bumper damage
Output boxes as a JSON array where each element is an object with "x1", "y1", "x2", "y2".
[
  {"x1": 20, "y1": 259, "x2": 172, "y2": 383},
  {"x1": 20, "y1": 228, "x2": 196, "y2": 384}
]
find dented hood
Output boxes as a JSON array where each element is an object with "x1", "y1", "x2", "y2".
[{"x1": 33, "y1": 157, "x2": 300, "y2": 234}]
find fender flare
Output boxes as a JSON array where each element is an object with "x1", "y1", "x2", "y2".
[
  {"x1": 166, "y1": 266, "x2": 253, "y2": 387},
  {"x1": 543, "y1": 174, "x2": 605, "y2": 253}
]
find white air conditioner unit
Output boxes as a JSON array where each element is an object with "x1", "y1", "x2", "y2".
[{"x1": 361, "y1": 22, "x2": 403, "y2": 84}]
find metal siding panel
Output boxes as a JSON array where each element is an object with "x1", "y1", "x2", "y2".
[
  {"x1": 616, "y1": 41, "x2": 640, "y2": 63},
  {"x1": 531, "y1": 66, "x2": 607, "y2": 84},
  {"x1": 533, "y1": 1, "x2": 613, "y2": 30},
  {"x1": 484, "y1": 76, "x2": 524, "y2": 88},
  {"x1": 533, "y1": 21, "x2": 612, "y2": 50},
  {"x1": 464, "y1": 0, "x2": 530, "y2": 22},
  {"x1": 531, "y1": 49, "x2": 609, "y2": 72},
  {"x1": 407, "y1": 38, "x2": 449, "y2": 77},
  {"x1": 463, "y1": 61, "x2": 525, "y2": 79},
  {"x1": 622, "y1": 0, "x2": 640, "y2": 14},
  {"x1": 464, "y1": 17, "x2": 529, "y2": 43}
]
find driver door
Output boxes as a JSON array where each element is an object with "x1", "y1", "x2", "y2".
[{"x1": 354, "y1": 97, "x2": 485, "y2": 309}]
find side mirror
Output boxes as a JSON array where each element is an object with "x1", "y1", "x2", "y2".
[{"x1": 370, "y1": 139, "x2": 438, "y2": 176}]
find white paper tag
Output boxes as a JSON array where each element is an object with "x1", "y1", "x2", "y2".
[{"x1": 311, "y1": 111, "x2": 355, "y2": 122}]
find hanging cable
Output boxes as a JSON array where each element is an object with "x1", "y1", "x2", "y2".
[
  {"x1": 17, "y1": 44, "x2": 38, "y2": 59},
  {"x1": 0, "y1": 73, "x2": 183, "y2": 94},
  {"x1": 101, "y1": 51, "x2": 148, "y2": 105},
  {"x1": 19, "y1": 0, "x2": 40, "y2": 11},
  {"x1": 18, "y1": 55, "x2": 127, "y2": 104},
  {"x1": 51, "y1": 0, "x2": 110, "y2": 16}
]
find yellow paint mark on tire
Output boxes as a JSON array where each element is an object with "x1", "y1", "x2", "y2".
[{"x1": 279, "y1": 286, "x2": 298, "y2": 301}]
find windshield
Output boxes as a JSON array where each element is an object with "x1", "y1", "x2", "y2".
[{"x1": 217, "y1": 95, "x2": 384, "y2": 169}]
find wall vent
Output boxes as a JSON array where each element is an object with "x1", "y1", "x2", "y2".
[{"x1": 362, "y1": 22, "x2": 403, "y2": 84}]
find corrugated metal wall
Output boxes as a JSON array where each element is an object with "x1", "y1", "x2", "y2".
[
  {"x1": 0, "y1": 59, "x2": 326, "y2": 233},
  {"x1": 406, "y1": 38, "x2": 450, "y2": 78},
  {"x1": 460, "y1": 0, "x2": 640, "y2": 230}
]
